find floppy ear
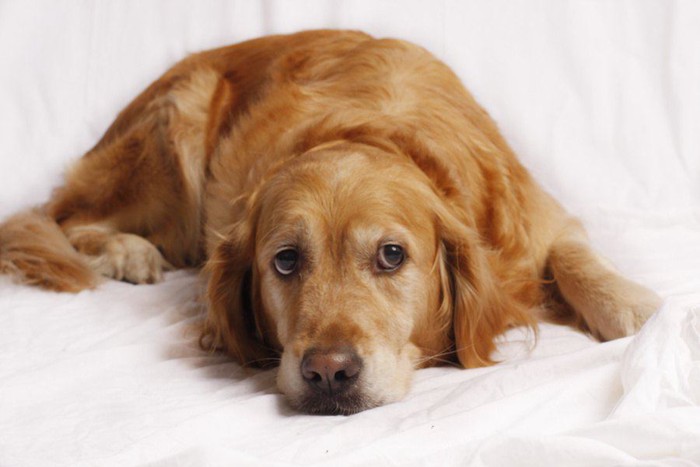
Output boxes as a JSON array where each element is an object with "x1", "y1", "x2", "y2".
[
  {"x1": 201, "y1": 217, "x2": 277, "y2": 367},
  {"x1": 437, "y1": 206, "x2": 537, "y2": 368}
]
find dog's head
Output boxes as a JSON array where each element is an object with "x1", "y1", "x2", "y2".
[{"x1": 203, "y1": 141, "x2": 532, "y2": 414}]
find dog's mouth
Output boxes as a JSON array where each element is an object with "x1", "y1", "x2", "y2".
[
  {"x1": 277, "y1": 340, "x2": 420, "y2": 415},
  {"x1": 293, "y1": 387, "x2": 379, "y2": 415}
]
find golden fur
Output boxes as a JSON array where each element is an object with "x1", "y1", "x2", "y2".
[{"x1": 0, "y1": 30, "x2": 660, "y2": 414}]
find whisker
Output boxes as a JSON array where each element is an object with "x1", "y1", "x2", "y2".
[
  {"x1": 413, "y1": 346, "x2": 460, "y2": 367},
  {"x1": 414, "y1": 330, "x2": 539, "y2": 368}
]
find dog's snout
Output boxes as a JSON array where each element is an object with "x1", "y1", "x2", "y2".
[{"x1": 301, "y1": 347, "x2": 362, "y2": 395}]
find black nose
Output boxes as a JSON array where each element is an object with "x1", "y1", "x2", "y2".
[{"x1": 301, "y1": 347, "x2": 362, "y2": 395}]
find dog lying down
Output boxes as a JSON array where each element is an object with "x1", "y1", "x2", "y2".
[{"x1": 0, "y1": 30, "x2": 661, "y2": 415}]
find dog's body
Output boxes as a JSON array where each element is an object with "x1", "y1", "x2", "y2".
[{"x1": 0, "y1": 30, "x2": 660, "y2": 414}]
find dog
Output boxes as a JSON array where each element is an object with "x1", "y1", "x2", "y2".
[{"x1": 0, "y1": 30, "x2": 661, "y2": 415}]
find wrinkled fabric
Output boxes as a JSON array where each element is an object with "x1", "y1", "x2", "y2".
[{"x1": 1, "y1": 1, "x2": 699, "y2": 465}]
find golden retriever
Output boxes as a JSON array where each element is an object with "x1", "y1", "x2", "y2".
[{"x1": 0, "y1": 30, "x2": 661, "y2": 414}]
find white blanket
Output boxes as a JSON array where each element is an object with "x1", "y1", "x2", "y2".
[{"x1": 1, "y1": 1, "x2": 699, "y2": 465}]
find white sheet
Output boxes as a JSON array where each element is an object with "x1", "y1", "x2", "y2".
[{"x1": 1, "y1": 1, "x2": 699, "y2": 465}]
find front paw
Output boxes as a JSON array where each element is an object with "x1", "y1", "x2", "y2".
[
  {"x1": 88, "y1": 233, "x2": 173, "y2": 284},
  {"x1": 594, "y1": 281, "x2": 662, "y2": 340}
]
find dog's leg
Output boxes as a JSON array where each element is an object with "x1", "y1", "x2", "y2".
[
  {"x1": 45, "y1": 69, "x2": 221, "y2": 286},
  {"x1": 546, "y1": 226, "x2": 661, "y2": 340}
]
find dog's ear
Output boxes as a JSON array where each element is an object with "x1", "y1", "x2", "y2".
[
  {"x1": 436, "y1": 204, "x2": 537, "y2": 368},
  {"x1": 201, "y1": 214, "x2": 276, "y2": 367}
]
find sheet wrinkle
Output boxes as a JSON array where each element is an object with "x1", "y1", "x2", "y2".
[{"x1": 613, "y1": 299, "x2": 700, "y2": 419}]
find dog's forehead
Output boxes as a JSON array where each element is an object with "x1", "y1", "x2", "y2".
[
  {"x1": 289, "y1": 147, "x2": 395, "y2": 188},
  {"x1": 262, "y1": 149, "x2": 432, "y2": 229},
  {"x1": 255, "y1": 147, "x2": 437, "y2": 252}
]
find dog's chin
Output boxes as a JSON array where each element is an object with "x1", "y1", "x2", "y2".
[{"x1": 289, "y1": 389, "x2": 382, "y2": 416}]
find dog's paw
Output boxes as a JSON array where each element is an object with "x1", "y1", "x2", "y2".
[
  {"x1": 593, "y1": 280, "x2": 662, "y2": 341},
  {"x1": 88, "y1": 233, "x2": 173, "y2": 284}
]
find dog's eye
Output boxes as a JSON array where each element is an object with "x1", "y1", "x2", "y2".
[
  {"x1": 274, "y1": 249, "x2": 299, "y2": 275},
  {"x1": 377, "y1": 244, "x2": 405, "y2": 271}
]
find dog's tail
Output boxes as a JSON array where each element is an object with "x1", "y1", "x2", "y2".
[{"x1": 0, "y1": 208, "x2": 98, "y2": 292}]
